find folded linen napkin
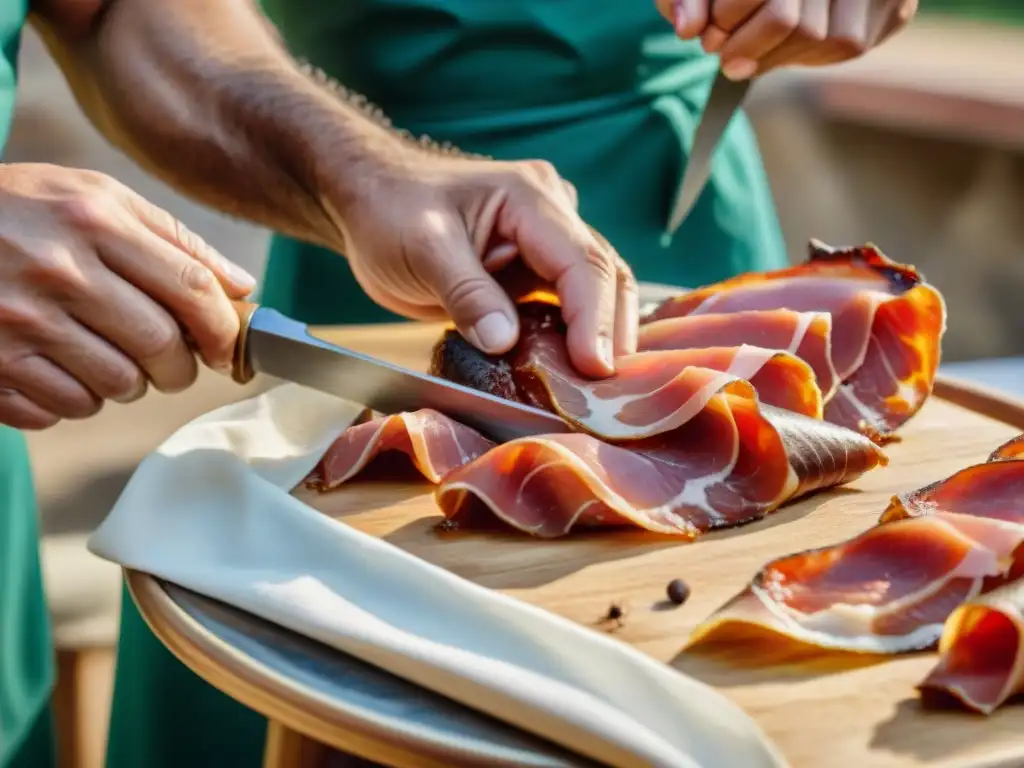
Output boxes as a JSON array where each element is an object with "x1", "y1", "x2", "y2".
[{"x1": 88, "y1": 383, "x2": 786, "y2": 768}]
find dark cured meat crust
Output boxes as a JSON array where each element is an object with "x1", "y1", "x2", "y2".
[
  {"x1": 428, "y1": 303, "x2": 565, "y2": 409},
  {"x1": 805, "y1": 239, "x2": 924, "y2": 294}
]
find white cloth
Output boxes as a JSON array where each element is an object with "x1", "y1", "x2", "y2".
[{"x1": 89, "y1": 383, "x2": 786, "y2": 768}]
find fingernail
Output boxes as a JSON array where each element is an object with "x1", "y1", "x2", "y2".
[
  {"x1": 469, "y1": 312, "x2": 516, "y2": 352},
  {"x1": 598, "y1": 335, "x2": 615, "y2": 371},
  {"x1": 722, "y1": 58, "x2": 757, "y2": 81},
  {"x1": 673, "y1": 0, "x2": 687, "y2": 35},
  {"x1": 223, "y1": 259, "x2": 257, "y2": 292}
]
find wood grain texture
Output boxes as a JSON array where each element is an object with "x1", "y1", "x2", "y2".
[
  {"x1": 130, "y1": 322, "x2": 1024, "y2": 768},
  {"x1": 305, "y1": 323, "x2": 1024, "y2": 768}
]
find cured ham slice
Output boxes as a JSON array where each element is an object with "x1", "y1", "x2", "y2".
[
  {"x1": 422, "y1": 304, "x2": 885, "y2": 537},
  {"x1": 312, "y1": 301, "x2": 886, "y2": 539},
  {"x1": 435, "y1": 302, "x2": 824, "y2": 434},
  {"x1": 643, "y1": 241, "x2": 947, "y2": 442},
  {"x1": 918, "y1": 579, "x2": 1024, "y2": 714},
  {"x1": 689, "y1": 436, "x2": 1024, "y2": 654},
  {"x1": 435, "y1": 399, "x2": 885, "y2": 537},
  {"x1": 638, "y1": 310, "x2": 839, "y2": 403},
  {"x1": 310, "y1": 410, "x2": 494, "y2": 489},
  {"x1": 991, "y1": 434, "x2": 1024, "y2": 461},
  {"x1": 686, "y1": 512, "x2": 1024, "y2": 653},
  {"x1": 879, "y1": 439, "x2": 1024, "y2": 525}
]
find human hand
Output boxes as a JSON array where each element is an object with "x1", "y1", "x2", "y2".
[
  {"x1": 0, "y1": 163, "x2": 256, "y2": 429},
  {"x1": 656, "y1": 0, "x2": 918, "y2": 80},
  {"x1": 326, "y1": 151, "x2": 638, "y2": 379}
]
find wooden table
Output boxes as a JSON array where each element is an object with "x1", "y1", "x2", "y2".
[{"x1": 127, "y1": 322, "x2": 1024, "y2": 768}]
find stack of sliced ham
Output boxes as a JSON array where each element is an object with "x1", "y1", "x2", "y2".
[
  {"x1": 687, "y1": 433, "x2": 1024, "y2": 715},
  {"x1": 306, "y1": 241, "x2": 949, "y2": 539},
  {"x1": 641, "y1": 240, "x2": 947, "y2": 443}
]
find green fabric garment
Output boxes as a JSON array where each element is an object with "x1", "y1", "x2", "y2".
[
  {"x1": 107, "y1": 3, "x2": 787, "y2": 767},
  {"x1": 258, "y1": 1, "x2": 787, "y2": 324},
  {"x1": 0, "y1": 2, "x2": 56, "y2": 767},
  {"x1": 0, "y1": 425, "x2": 56, "y2": 768}
]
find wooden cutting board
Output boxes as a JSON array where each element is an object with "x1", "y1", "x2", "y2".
[{"x1": 298, "y1": 322, "x2": 1024, "y2": 768}]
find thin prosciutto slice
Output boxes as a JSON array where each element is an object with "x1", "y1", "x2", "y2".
[
  {"x1": 686, "y1": 512, "x2": 1024, "y2": 654},
  {"x1": 643, "y1": 241, "x2": 947, "y2": 442},
  {"x1": 424, "y1": 305, "x2": 885, "y2": 537},
  {"x1": 991, "y1": 434, "x2": 1024, "y2": 461},
  {"x1": 513, "y1": 342, "x2": 824, "y2": 434},
  {"x1": 879, "y1": 438, "x2": 1024, "y2": 525},
  {"x1": 311, "y1": 303, "x2": 886, "y2": 538},
  {"x1": 639, "y1": 309, "x2": 839, "y2": 402},
  {"x1": 919, "y1": 579, "x2": 1024, "y2": 714},
  {"x1": 310, "y1": 410, "x2": 494, "y2": 488},
  {"x1": 435, "y1": 399, "x2": 885, "y2": 538},
  {"x1": 688, "y1": 437, "x2": 1024, "y2": 653}
]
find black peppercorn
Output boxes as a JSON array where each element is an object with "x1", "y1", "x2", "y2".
[{"x1": 666, "y1": 578, "x2": 690, "y2": 606}]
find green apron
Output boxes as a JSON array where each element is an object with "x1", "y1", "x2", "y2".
[
  {"x1": 259, "y1": 1, "x2": 788, "y2": 324},
  {"x1": 107, "y1": 3, "x2": 787, "y2": 766},
  {"x1": 0, "y1": 3, "x2": 57, "y2": 767}
]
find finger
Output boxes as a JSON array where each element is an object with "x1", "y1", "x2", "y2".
[
  {"x1": 41, "y1": 317, "x2": 149, "y2": 404},
  {"x1": 1, "y1": 354, "x2": 101, "y2": 419},
  {"x1": 122, "y1": 193, "x2": 257, "y2": 299},
  {"x1": 721, "y1": 0, "x2": 828, "y2": 78},
  {"x1": 523, "y1": 160, "x2": 578, "y2": 216},
  {"x1": 878, "y1": 0, "x2": 917, "y2": 44},
  {"x1": 505, "y1": 195, "x2": 618, "y2": 377},
  {"x1": 701, "y1": 24, "x2": 730, "y2": 53},
  {"x1": 824, "y1": 0, "x2": 871, "y2": 63},
  {"x1": 408, "y1": 212, "x2": 520, "y2": 356},
  {"x1": 482, "y1": 242, "x2": 519, "y2": 272},
  {"x1": 615, "y1": 257, "x2": 640, "y2": 356},
  {"x1": 561, "y1": 179, "x2": 579, "y2": 211},
  {"x1": 95, "y1": 220, "x2": 240, "y2": 373},
  {"x1": 67, "y1": 269, "x2": 199, "y2": 393},
  {"x1": 586, "y1": 227, "x2": 638, "y2": 357},
  {"x1": 710, "y1": 0, "x2": 767, "y2": 34},
  {"x1": 0, "y1": 388, "x2": 60, "y2": 430},
  {"x1": 667, "y1": 0, "x2": 712, "y2": 39}
]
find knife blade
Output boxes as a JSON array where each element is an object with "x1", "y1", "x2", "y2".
[
  {"x1": 666, "y1": 73, "x2": 752, "y2": 237},
  {"x1": 228, "y1": 302, "x2": 571, "y2": 443}
]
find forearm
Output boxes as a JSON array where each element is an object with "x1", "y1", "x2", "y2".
[{"x1": 31, "y1": 0, "x2": 402, "y2": 252}]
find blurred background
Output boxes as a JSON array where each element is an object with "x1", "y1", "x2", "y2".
[{"x1": 13, "y1": 4, "x2": 1023, "y2": 768}]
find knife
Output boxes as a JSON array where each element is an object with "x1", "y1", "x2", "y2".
[
  {"x1": 666, "y1": 72, "x2": 752, "y2": 237},
  {"x1": 227, "y1": 302, "x2": 571, "y2": 443}
]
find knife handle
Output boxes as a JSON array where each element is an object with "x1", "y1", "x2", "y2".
[{"x1": 231, "y1": 300, "x2": 260, "y2": 385}]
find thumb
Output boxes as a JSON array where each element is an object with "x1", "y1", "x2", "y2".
[{"x1": 419, "y1": 233, "x2": 520, "y2": 355}]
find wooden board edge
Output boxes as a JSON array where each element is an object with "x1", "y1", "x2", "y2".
[
  {"x1": 933, "y1": 374, "x2": 1024, "y2": 431},
  {"x1": 123, "y1": 571, "x2": 452, "y2": 768}
]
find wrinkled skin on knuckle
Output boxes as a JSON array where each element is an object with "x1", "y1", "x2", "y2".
[
  {"x1": 442, "y1": 274, "x2": 496, "y2": 316},
  {"x1": 175, "y1": 221, "x2": 214, "y2": 260},
  {"x1": 178, "y1": 260, "x2": 217, "y2": 297},
  {"x1": 617, "y1": 258, "x2": 639, "y2": 294},
  {"x1": 21, "y1": 242, "x2": 91, "y2": 298},
  {"x1": 55, "y1": 193, "x2": 118, "y2": 235},
  {"x1": 525, "y1": 159, "x2": 559, "y2": 183},
  {"x1": 583, "y1": 244, "x2": 617, "y2": 283}
]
